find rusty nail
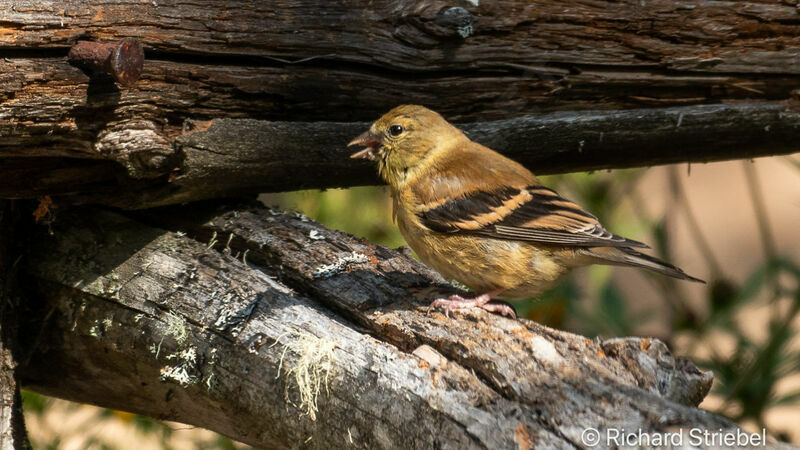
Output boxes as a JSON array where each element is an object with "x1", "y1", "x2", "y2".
[{"x1": 68, "y1": 38, "x2": 144, "y2": 86}]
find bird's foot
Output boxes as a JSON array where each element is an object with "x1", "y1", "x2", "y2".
[
  {"x1": 479, "y1": 300, "x2": 517, "y2": 318},
  {"x1": 429, "y1": 290, "x2": 516, "y2": 318}
]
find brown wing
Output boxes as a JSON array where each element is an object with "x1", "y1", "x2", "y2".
[{"x1": 417, "y1": 185, "x2": 648, "y2": 248}]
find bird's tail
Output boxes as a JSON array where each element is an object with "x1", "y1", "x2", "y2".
[{"x1": 584, "y1": 247, "x2": 705, "y2": 283}]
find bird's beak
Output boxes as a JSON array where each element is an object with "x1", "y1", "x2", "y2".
[{"x1": 348, "y1": 130, "x2": 381, "y2": 161}]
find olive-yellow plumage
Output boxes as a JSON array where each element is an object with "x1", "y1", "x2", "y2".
[{"x1": 349, "y1": 105, "x2": 703, "y2": 317}]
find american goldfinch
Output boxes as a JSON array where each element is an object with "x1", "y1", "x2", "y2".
[{"x1": 349, "y1": 105, "x2": 704, "y2": 318}]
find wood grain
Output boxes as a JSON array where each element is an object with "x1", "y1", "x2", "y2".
[
  {"x1": 0, "y1": 202, "x2": 29, "y2": 450},
  {"x1": 35, "y1": 103, "x2": 800, "y2": 208},
  {"x1": 19, "y1": 204, "x2": 758, "y2": 449},
  {"x1": 2, "y1": 1, "x2": 799, "y2": 207}
]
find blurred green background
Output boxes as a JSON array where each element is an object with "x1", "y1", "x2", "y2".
[{"x1": 23, "y1": 156, "x2": 800, "y2": 447}]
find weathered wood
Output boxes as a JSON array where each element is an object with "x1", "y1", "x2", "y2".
[
  {"x1": 23, "y1": 210, "x2": 537, "y2": 449},
  {"x1": 2, "y1": 1, "x2": 800, "y2": 207},
  {"x1": 0, "y1": 202, "x2": 30, "y2": 450},
  {"x1": 4, "y1": 0, "x2": 800, "y2": 76},
  {"x1": 164, "y1": 103, "x2": 800, "y2": 205},
  {"x1": 4, "y1": 102, "x2": 800, "y2": 209},
  {"x1": 18, "y1": 204, "x2": 781, "y2": 449},
  {"x1": 2, "y1": 2, "x2": 797, "y2": 447}
]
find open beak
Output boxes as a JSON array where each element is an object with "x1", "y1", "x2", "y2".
[{"x1": 348, "y1": 131, "x2": 381, "y2": 160}]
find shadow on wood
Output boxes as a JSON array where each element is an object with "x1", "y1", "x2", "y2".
[{"x1": 17, "y1": 203, "x2": 761, "y2": 448}]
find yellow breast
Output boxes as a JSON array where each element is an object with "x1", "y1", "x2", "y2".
[{"x1": 393, "y1": 194, "x2": 573, "y2": 299}]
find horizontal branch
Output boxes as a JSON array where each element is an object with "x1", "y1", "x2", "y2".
[
  {"x1": 10, "y1": 102, "x2": 798, "y2": 209},
  {"x1": 18, "y1": 204, "x2": 761, "y2": 447},
  {"x1": 2, "y1": 1, "x2": 800, "y2": 208},
  {"x1": 3, "y1": 0, "x2": 800, "y2": 75}
]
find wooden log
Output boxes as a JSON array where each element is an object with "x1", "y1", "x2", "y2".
[
  {"x1": 3, "y1": 102, "x2": 800, "y2": 209},
  {"x1": 3, "y1": 0, "x2": 800, "y2": 76},
  {"x1": 1, "y1": 1, "x2": 800, "y2": 208},
  {"x1": 19, "y1": 204, "x2": 772, "y2": 448},
  {"x1": 0, "y1": 202, "x2": 30, "y2": 450}
]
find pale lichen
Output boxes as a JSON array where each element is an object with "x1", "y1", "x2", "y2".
[
  {"x1": 312, "y1": 252, "x2": 370, "y2": 279},
  {"x1": 165, "y1": 312, "x2": 189, "y2": 345},
  {"x1": 213, "y1": 295, "x2": 260, "y2": 337},
  {"x1": 223, "y1": 232, "x2": 234, "y2": 253},
  {"x1": 159, "y1": 347, "x2": 200, "y2": 387},
  {"x1": 88, "y1": 321, "x2": 102, "y2": 338},
  {"x1": 154, "y1": 312, "x2": 189, "y2": 358},
  {"x1": 275, "y1": 331, "x2": 337, "y2": 421},
  {"x1": 207, "y1": 231, "x2": 218, "y2": 248},
  {"x1": 204, "y1": 348, "x2": 219, "y2": 393},
  {"x1": 293, "y1": 212, "x2": 310, "y2": 222}
]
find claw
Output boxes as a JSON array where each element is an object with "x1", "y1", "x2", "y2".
[
  {"x1": 481, "y1": 301, "x2": 517, "y2": 319},
  {"x1": 428, "y1": 289, "x2": 513, "y2": 318}
]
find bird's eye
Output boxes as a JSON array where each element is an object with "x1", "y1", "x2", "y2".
[{"x1": 389, "y1": 125, "x2": 405, "y2": 137}]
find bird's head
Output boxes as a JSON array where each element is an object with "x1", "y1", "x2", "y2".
[{"x1": 348, "y1": 105, "x2": 463, "y2": 187}]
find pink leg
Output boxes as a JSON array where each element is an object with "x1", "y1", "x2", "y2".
[{"x1": 429, "y1": 289, "x2": 516, "y2": 318}]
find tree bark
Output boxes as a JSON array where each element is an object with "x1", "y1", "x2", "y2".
[
  {"x1": 0, "y1": 202, "x2": 30, "y2": 450},
  {"x1": 17, "y1": 204, "x2": 785, "y2": 449},
  {"x1": 1, "y1": 1, "x2": 799, "y2": 208},
  {"x1": 2, "y1": 103, "x2": 799, "y2": 209}
]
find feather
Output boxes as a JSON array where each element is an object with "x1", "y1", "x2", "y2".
[
  {"x1": 418, "y1": 185, "x2": 649, "y2": 248},
  {"x1": 585, "y1": 247, "x2": 706, "y2": 283}
]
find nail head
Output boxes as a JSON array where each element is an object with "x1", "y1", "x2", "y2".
[
  {"x1": 68, "y1": 38, "x2": 145, "y2": 86},
  {"x1": 108, "y1": 38, "x2": 144, "y2": 85}
]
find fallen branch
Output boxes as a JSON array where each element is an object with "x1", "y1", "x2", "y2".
[{"x1": 17, "y1": 204, "x2": 770, "y2": 448}]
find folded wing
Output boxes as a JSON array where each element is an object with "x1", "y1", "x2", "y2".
[{"x1": 417, "y1": 185, "x2": 648, "y2": 248}]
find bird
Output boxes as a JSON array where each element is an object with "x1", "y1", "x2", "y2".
[{"x1": 348, "y1": 105, "x2": 704, "y2": 318}]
